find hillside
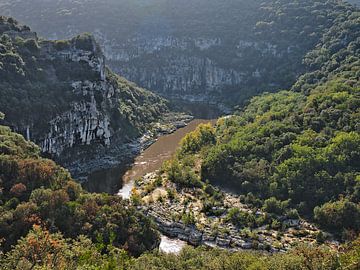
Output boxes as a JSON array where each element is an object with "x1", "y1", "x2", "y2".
[
  {"x1": 0, "y1": 16, "x2": 173, "y2": 183},
  {"x1": 0, "y1": 111, "x2": 359, "y2": 270},
  {"x1": 0, "y1": 1, "x2": 359, "y2": 269},
  {"x1": 1, "y1": 0, "x2": 357, "y2": 110},
  {"x1": 0, "y1": 121, "x2": 159, "y2": 259},
  {"x1": 0, "y1": 112, "x2": 359, "y2": 270},
  {"x1": 0, "y1": 120, "x2": 359, "y2": 268},
  {"x1": 110, "y1": 1, "x2": 360, "y2": 256}
]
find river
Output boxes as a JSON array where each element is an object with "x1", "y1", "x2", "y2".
[
  {"x1": 159, "y1": 235, "x2": 188, "y2": 254},
  {"x1": 117, "y1": 119, "x2": 215, "y2": 199},
  {"x1": 117, "y1": 119, "x2": 216, "y2": 253}
]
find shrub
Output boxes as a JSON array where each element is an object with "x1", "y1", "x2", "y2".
[
  {"x1": 262, "y1": 197, "x2": 288, "y2": 215},
  {"x1": 314, "y1": 199, "x2": 360, "y2": 232}
]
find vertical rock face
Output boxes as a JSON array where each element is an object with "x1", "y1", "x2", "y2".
[
  {"x1": 34, "y1": 40, "x2": 167, "y2": 160},
  {"x1": 113, "y1": 54, "x2": 244, "y2": 98},
  {"x1": 100, "y1": 35, "x2": 291, "y2": 103},
  {"x1": 0, "y1": 17, "x2": 169, "y2": 179},
  {"x1": 27, "y1": 34, "x2": 114, "y2": 157},
  {"x1": 41, "y1": 81, "x2": 112, "y2": 156},
  {"x1": 4, "y1": 0, "x2": 341, "y2": 108}
]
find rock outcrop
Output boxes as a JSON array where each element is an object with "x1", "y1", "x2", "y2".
[
  {"x1": 136, "y1": 172, "x2": 326, "y2": 253},
  {"x1": 4, "y1": 0, "x2": 345, "y2": 109},
  {"x1": 143, "y1": 201, "x2": 321, "y2": 253},
  {"x1": 0, "y1": 17, "x2": 170, "y2": 182}
]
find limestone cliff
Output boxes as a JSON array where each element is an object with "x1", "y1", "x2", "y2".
[
  {"x1": 1, "y1": 0, "x2": 352, "y2": 108},
  {"x1": 0, "y1": 16, "x2": 169, "y2": 181},
  {"x1": 100, "y1": 35, "x2": 287, "y2": 100}
]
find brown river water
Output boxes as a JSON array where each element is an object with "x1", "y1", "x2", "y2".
[
  {"x1": 117, "y1": 118, "x2": 216, "y2": 253},
  {"x1": 117, "y1": 119, "x2": 216, "y2": 198}
]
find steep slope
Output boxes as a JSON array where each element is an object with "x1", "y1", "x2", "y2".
[
  {"x1": 0, "y1": 121, "x2": 159, "y2": 256},
  {"x1": 0, "y1": 16, "x2": 171, "y2": 182},
  {"x1": 137, "y1": 3, "x2": 360, "y2": 246},
  {"x1": 1, "y1": 0, "x2": 357, "y2": 109},
  {"x1": 200, "y1": 6, "x2": 360, "y2": 204}
]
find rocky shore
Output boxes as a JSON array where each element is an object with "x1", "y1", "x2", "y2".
[
  {"x1": 134, "y1": 172, "x2": 336, "y2": 253},
  {"x1": 67, "y1": 112, "x2": 193, "y2": 190},
  {"x1": 142, "y1": 201, "x2": 320, "y2": 253}
]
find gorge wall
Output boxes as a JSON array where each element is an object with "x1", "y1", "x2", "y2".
[
  {"x1": 100, "y1": 35, "x2": 285, "y2": 105},
  {"x1": 0, "y1": 17, "x2": 169, "y2": 182},
  {"x1": 1, "y1": 0, "x2": 355, "y2": 109},
  {"x1": 38, "y1": 38, "x2": 109, "y2": 156}
]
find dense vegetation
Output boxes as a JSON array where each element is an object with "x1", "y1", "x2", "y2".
[
  {"x1": 1, "y1": 226, "x2": 360, "y2": 269},
  {"x1": 0, "y1": 1, "x2": 359, "y2": 269},
  {"x1": 161, "y1": 4, "x2": 360, "y2": 237},
  {"x1": 200, "y1": 79, "x2": 359, "y2": 231},
  {"x1": 0, "y1": 123, "x2": 159, "y2": 258},
  {"x1": 0, "y1": 118, "x2": 358, "y2": 270}
]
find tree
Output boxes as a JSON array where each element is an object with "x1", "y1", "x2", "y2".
[
  {"x1": 10, "y1": 183, "x2": 27, "y2": 198},
  {"x1": 180, "y1": 123, "x2": 215, "y2": 154},
  {"x1": 262, "y1": 197, "x2": 288, "y2": 215},
  {"x1": 314, "y1": 199, "x2": 360, "y2": 232},
  {"x1": 1, "y1": 225, "x2": 68, "y2": 270}
]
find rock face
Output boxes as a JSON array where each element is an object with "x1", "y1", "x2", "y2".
[
  {"x1": 38, "y1": 39, "x2": 112, "y2": 156},
  {"x1": 96, "y1": 35, "x2": 293, "y2": 106},
  {"x1": 41, "y1": 81, "x2": 111, "y2": 155},
  {"x1": 146, "y1": 207, "x2": 258, "y2": 251},
  {"x1": 0, "y1": 17, "x2": 169, "y2": 181},
  {"x1": 144, "y1": 201, "x2": 322, "y2": 253},
  {"x1": 3, "y1": 0, "x2": 344, "y2": 108},
  {"x1": 149, "y1": 211, "x2": 204, "y2": 246}
]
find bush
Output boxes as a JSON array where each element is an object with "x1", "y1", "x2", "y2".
[
  {"x1": 262, "y1": 197, "x2": 288, "y2": 215},
  {"x1": 225, "y1": 208, "x2": 256, "y2": 228},
  {"x1": 286, "y1": 209, "x2": 299, "y2": 219},
  {"x1": 314, "y1": 199, "x2": 360, "y2": 232},
  {"x1": 54, "y1": 40, "x2": 71, "y2": 51},
  {"x1": 180, "y1": 123, "x2": 215, "y2": 154},
  {"x1": 167, "y1": 159, "x2": 202, "y2": 188}
]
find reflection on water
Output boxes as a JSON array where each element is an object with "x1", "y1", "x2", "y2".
[
  {"x1": 84, "y1": 165, "x2": 127, "y2": 194},
  {"x1": 118, "y1": 119, "x2": 216, "y2": 199},
  {"x1": 170, "y1": 100, "x2": 224, "y2": 119},
  {"x1": 159, "y1": 235, "x2": 187, "y2": 254}
]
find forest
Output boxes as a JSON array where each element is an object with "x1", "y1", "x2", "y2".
[
  {"x1": 0, "y1": 0, "x2": 359, "y2": 269},
  {"x1": 164, "y1": 3, "x2": 360, "y2": 236},
  {"x1": 0, "y1": 114, "x2": 359, "y2": 268}
]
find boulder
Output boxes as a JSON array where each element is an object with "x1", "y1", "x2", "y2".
[
  {"x1": 216, "y1": 237, "x2": 231, "y2": 247},
  {"x1": 241, "y1": 242, "x2": 253, "y2": 249}
]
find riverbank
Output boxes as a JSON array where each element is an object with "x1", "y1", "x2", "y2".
[
  {"x1": 132, "y1": 171, "x2": 338, "y2": 253},
  {"x1": 117, "y1": 119, "x2": 216, "y2": 198},
  {"x1": 116, "y1": 117, "x2": 338, "y2": 254},
  {"x1": 76, "y1": 112, "x2": 193, "y2": 193}
]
